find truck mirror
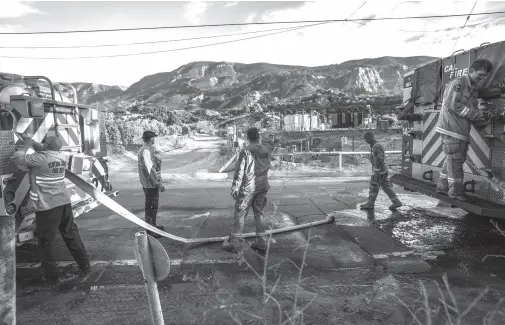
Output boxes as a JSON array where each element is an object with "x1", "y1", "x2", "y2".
[{"x1": 0, "y1": 112, "x2": 13, "y2": 131}]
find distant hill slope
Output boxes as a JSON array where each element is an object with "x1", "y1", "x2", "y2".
[{"x1": 59, "y1": 56, "x2": 438, "y2": 112}]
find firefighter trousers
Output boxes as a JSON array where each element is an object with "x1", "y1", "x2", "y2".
[
  {"x1": 436, "y1": 135, "x2": 468, "y2": 197},
  {"x1": 230, "y1": 190, "x2": 268, "y2": 240},
  {"x1": 35, "y1": 203, "x2": 90, "y2": 279},
  {"x1": 143, "y1": 187, "x2": 160, "y2": 228},
  {"x1": 368, "y1": 173, "x2": 399, "y2": 204}
]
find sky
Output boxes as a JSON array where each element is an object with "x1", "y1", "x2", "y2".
[{"x1": 1, "y1": 0, "x2": 505, "y2": 87}]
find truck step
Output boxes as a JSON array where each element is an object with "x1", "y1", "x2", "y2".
[{"x1": 390, "y1": 174, "x2": 505, "y2": 218}]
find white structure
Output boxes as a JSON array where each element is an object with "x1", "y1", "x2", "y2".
[{"x1": 283, "y1": 113, "x2": 321, "y2": 131}]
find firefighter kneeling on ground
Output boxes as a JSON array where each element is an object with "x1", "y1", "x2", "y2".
[
  {"x1": 223, "y1": 127, "x2": 272, "y2": 253},
  {"x1": 435, "y1": 59, "x2": 495, "y2": 201},
  {"x1": 360, "y1": 132, "x2": 403, "y2": 211},
  {"x1": 11, "y1": 134, "x2": 91, "y2": 284}
]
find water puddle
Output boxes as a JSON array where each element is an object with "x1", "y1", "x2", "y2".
[{"x1": 331, "y1": 192, "x2": 505, "y2": 255}]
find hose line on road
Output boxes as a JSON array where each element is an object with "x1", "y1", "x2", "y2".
[{"x1": 66, "y1": 169, "x2": 336, "y2": 244}]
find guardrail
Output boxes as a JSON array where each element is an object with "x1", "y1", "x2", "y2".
[{"x1": 271, "y1": 150, "x2": 402, "y2": 172}]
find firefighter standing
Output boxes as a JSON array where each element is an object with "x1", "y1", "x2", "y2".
[
  {"x1": 360, "y1": 132, "x2": 402, "y2": 210},
  {"x1": 435, "y1": 59, "x2": 495, "y2": 201},
  {"x1": 223, "y1": 127, "x2": 272, "y2": 252},
  {"x1": 11, "y1": 134, "x2": 90, "y2": 283},
  {"x1": 138, "y1": 131, "x2": 165, "y2": 238}
]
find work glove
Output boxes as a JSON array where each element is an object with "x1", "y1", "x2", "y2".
[
  {"x1": 370, "y1": 172, "x2": 380, "y2": 184},
  {"x1": 478, "y1": 100, "x2": 489, "y2": 110},
  {"x1": 482, "y1": 109, "x2": 496, "y2": 120}
]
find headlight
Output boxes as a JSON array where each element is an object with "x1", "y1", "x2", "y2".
[{"x1": 5, "y1": 191, "x2": 15, "y2": 202}]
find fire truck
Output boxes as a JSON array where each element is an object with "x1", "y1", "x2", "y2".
[
  {"x1": 0, "y1": 73, "x2": 118, "y2": 245},
  {"x1": 392, "y1": 41, "x2": 505, "y2": 218}
]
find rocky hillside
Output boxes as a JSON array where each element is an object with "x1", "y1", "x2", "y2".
[
  {"x1": 56, "y1": 83, "x2": 127, "y2": 105},
  {"x1": 62, "y1": 56, "x2": 438, "y2": 112}
]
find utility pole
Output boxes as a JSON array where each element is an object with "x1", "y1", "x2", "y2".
[
  {"x1": 301, "y1": 108, "x2": 305, "y2": 133},
  {"x1": 308, "y1": 107, "x2": 312, "y2": 152},
  {"x1": 0, "y1": 214, "x2": 15, "y2": 325}
]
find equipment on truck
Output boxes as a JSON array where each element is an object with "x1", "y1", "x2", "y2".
[
  {"x1": 0, "y1": 73, "x2": 117, "y2": 245},
  {"x1": 393, "y1": 41, "x2": 505, "y2": 217}
]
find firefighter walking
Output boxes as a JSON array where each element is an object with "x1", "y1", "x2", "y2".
[
  {"x1": 360, "y1": 132, "x2": 402, "y2": 210},
  {"x1": 11, "y1": 134, "x2": 90, "y2": 283},
  {"x1": 223, "y1": 127, "x2": 272, "y2": 252},
  {"x1": 435, "y1": 59, "x2": 495, "y2": 201},
  {"x1": 138, "y1": 131, "x2": 165, "y2": 238}
]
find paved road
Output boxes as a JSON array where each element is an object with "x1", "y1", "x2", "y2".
[{"x1": 14, "y1": 135, "x2": 505, "y2": 325}]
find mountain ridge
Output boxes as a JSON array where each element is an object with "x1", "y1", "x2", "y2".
[{"x1": 62, "y1": 55, "x2": 438, "y2": 113}]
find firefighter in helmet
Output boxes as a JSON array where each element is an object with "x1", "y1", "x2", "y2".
[
  {"x1": 360, "y1": 132, "x2": 403, "y2": 211},
  {"x1": 11, "y1": 134, "x2": 91, "y2": 283},
  {"x1": 435, "y1": 59, "x2": 495, "y2": 201}
]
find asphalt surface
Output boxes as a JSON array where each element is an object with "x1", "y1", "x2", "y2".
[{"x1": 14, "y1": 135, "x2": 505, "y2": 325}]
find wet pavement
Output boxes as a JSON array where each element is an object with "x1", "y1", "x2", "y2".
[{"x1": 13, "y1": 148, "x2": 505, "y2": 324}]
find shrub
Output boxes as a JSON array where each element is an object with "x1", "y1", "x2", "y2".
[
  {"x1": 105, "y1": 115, "x2": 122, "y2": 144},
  {"x1": 195, "y1": 120, "x2": 216, "y2": 134},
  {"x1": 106, "y1": 117, "x2": 171, "y2": 145}
]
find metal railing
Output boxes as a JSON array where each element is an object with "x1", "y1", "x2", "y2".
[{"x1": 271, "y1": 150, "x2": 402, "y2": 172}]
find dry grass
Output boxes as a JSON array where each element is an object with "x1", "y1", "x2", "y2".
[{"x1": 197, "y1": 168, "x2": 320, "y2": 325}]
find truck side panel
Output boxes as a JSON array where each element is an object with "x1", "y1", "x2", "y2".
[{"x1": 395, "y1": 40, "x2": 505, "y2": 215}]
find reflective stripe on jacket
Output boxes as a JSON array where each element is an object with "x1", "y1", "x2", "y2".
[
  {"x1": 138, "y1": 144, "x2": 162, "y2": 188},
  {"x1": 231, "y1": 143, "x2": 271, "y2": 194},
  {"x1": 435, "y1": 75, "x2": 485, "y2": 142},
  {"x1": 11, "y1": 150, "x2": 71, "y2": 211},
  {"x1": 370, "y1": 142, "x2": 388, "y2": 174}
]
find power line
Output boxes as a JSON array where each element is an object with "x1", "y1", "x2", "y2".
[
  {"x1": 1, "y1": 11, "x2": 505, "y2": 35},
  {"x1": 0, "y1": 25, "x2": 313, "y2": 49},
  {"x1": 345, "y1": 1, "x2": 368, "y2": 22},
  {"x1": 0, "y1": 22, "x2": 330, "y2": 60},
  {"x1": 3, "y1": 16, "x2": 496, "y2": 51},
  {"x1": 351, "y1": 16, "x2": 504, "y2": 32},
  {"x1": 452, "y1": 1, "x2": 478, "y2": 51}
]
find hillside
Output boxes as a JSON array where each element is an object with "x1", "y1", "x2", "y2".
[{"x1": 65, "y1": 56, "x2": 437, "y2": 113}]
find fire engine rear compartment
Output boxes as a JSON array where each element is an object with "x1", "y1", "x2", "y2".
[
  {"x1": 393, "y1": 40, "x2": 505, "y2": 217},
  {"x1": 0, "y1": 75, "x2": 115, "y2": 244}
]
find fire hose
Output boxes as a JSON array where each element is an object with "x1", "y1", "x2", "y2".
[
  {"x1": 4, "y1": 106, "x2": 335, "y2": 244},
  {"x1": 65, "y1": 169, "x2": 336, "y2": 244}
]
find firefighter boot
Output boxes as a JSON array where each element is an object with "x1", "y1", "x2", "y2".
[
  {"x1": 223, "y1": 235, "x2": 243, "y2": 253},
  {"x1": 389, "y1": 198, "x2": 402, "y2": 211},
  {"x1": 250, "y1": 236, "x2": 267, "y2": 251},
  {"x1": 360, "y1": 201, "x2": 375, "y2": 210},
  {"x1": 436, "y1": 180, "x2": 449, "y2": 195}
]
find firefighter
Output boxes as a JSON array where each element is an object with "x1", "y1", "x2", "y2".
[
  {"x1": 435, "y1": 59, "x2": 495, "y2": 201},
  {"x1": 223, "y1": 127, "x2": 271, "y2": 252},
  {"x1": 360, "y1": 132, "x2": 402, "y2": 210},
  {"x1": 138, "y1": 130, "x2": 165, "y2": 239},
  {"x1": 11, "y1": 134, "x2": 90, "y2": 284}
]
